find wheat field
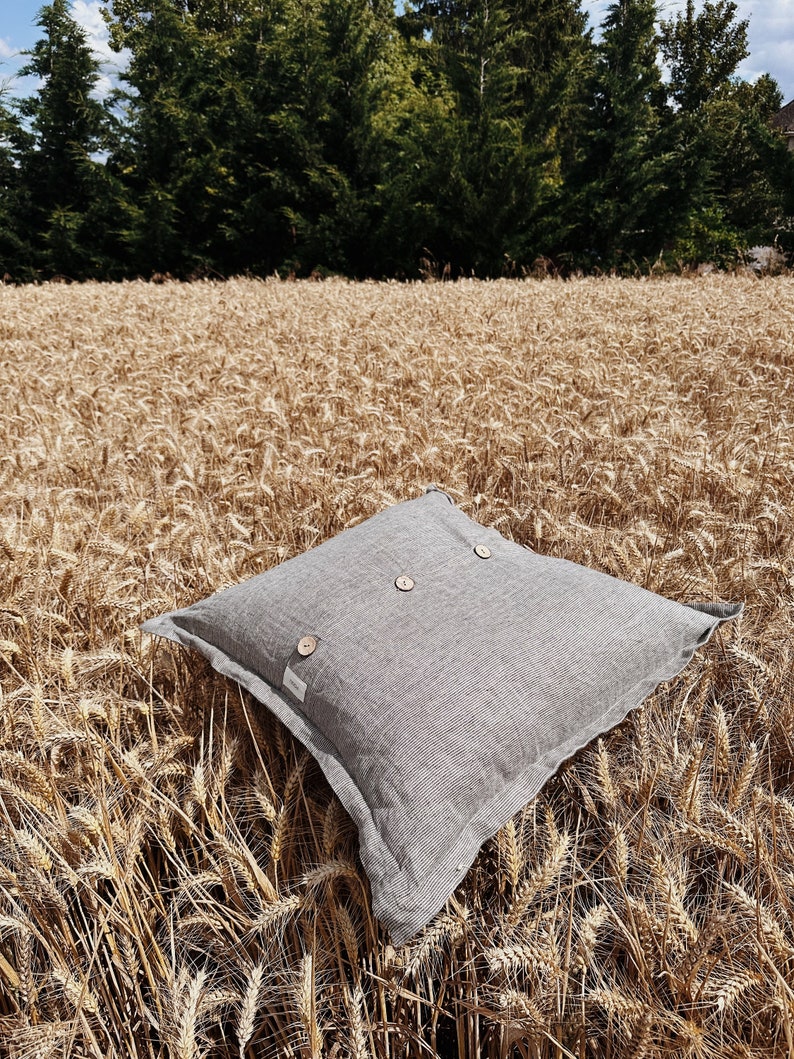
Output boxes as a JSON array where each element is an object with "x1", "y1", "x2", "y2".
[{"x1": 1, "y1": 275, "x2": 793, "y2": 1059}]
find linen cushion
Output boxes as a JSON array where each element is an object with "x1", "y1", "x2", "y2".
[{"x1": 141, "y1": 485, "x2": 741, "y2": 944}]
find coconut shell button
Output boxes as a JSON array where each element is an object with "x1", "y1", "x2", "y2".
[
  {"x1": 474, "y1": 544, "x2": 491, "y2": 558},
  {"x1": 395, "y1": 575, "x2": 415, "y2": 591},
  {"x1": 297, "y1": 635, "x2": 317, "y2": 656}
]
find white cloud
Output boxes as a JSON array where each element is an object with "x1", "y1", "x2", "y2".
[
  {"x1": 69, "y1": 0, "x2": 130, "y2": 99},
  {"x1": 736, "y1": 2, "x2": 794, "y2": 99},
  {"x1": 72, "y1": 1, "x2": 106, "y2": 33},
  {"x1": 0, "y1": 37, "x2": 14, "y2": 61}
]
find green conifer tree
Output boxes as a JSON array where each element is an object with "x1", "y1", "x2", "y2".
[
  {"x1": 401, "y1": 0, "x2": 589, "y2": 274},
  {"x1": 104, "y1": 0, "x2": 215, "y2": 274},
  {"x1": 0, "y1": 90, "x2": 34, "y2": 278},
  {"x1": 569, "y1": 0, "x2": 671, "y2": 267},
  {"x1": 17, "y1": 0, "x2": 119, "y2": 278}
]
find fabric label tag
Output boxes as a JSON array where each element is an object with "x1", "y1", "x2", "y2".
[{"x1": 282, "y1": 665, "x2": 307, "y2": 703}]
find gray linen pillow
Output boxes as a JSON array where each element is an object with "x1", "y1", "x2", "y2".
[{"x1": 141, "y1": 485, "x2": 741, "y2": 944}]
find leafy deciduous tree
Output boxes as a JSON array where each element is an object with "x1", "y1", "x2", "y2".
[{"x1": 658, "y1": 0, "x2": 748, "y2": 113}]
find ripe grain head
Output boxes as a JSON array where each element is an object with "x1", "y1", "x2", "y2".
[{"x1": 1, "y1": 274, "x2": 793, "y2": 1056}]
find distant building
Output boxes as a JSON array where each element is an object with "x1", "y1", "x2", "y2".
[{"x1": 772, "y1": 100, "x2": 794, "y2": 152}]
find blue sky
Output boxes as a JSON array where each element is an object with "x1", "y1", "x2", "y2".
[
  {"x1": 1, "y1": 1, "x2": 125, "y2": 98},
  {"x1": 1, "y1": 0, "x2": 792, "y2": 102}
]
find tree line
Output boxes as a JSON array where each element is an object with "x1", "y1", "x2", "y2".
[{"x1": 1, "y1": 0, "x2": 792, "y2": 281}]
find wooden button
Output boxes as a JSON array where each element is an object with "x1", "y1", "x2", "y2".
[
  {"x1": 297, "y1": 635, "x2": 317, "y2": 656},
  {"x1": 474, "y1": 544, "x2": 491, "y2": 558},
  {"x1": 395, "y1": 575, "x2": 414, "y2": 591}
]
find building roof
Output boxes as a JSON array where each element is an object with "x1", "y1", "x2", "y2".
[{"x1": 772, "y1": 99, "x2": 794, "y2": 131}]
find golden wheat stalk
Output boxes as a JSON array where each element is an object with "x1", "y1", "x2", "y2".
[{"x1": 1, "y1": 274, "x2": 792, "y2": 1058}]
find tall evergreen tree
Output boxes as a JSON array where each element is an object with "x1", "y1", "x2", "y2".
[
  {"x1": 568, "y1": 0, "x2": 671, "y2": 267},
  {"x1": 259, "y1": 0, "x2": 402, "y2": 276},
  {"x1": 105, "y1": 0, "x2": 408, "y2": 276},
  {"x1": 16, "y1": 0, "x2": 119, "y2": 278},
  {"x1": 507, "y1": 0, "x2": 592, "y2": 259},
  {"x1": 401, "y1": 0, "x2": 589, "y2": 273},
  {"x1": 407, "y1": 0, "x2": 527, "y2": 272},
  {"x1": 103, "y1": 0, "x2": 224, "y2": 274},
  {"x1": 0, "y1": 91, "x2": 34, "y2": 278}
]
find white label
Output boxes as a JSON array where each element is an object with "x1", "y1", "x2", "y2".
[{"x1": 282, "y1": 665, "x2": 307, "y2": 703}]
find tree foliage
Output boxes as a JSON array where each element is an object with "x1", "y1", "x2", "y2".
[
  {"x1": 567, "y1": 0, "x2": 672, "y2": 267},
  {"x1": 0, "y1": 0, "x2": 791, "y2": 280},
  {"x1": 8, "y1": 0, "x2": 122, "y2": 278},
  {"x1": 401, "y1": 0, "x2": 590, "y2": 273},
  {"x1": 657, "y1": 2, "x2": 793, "y2": 267},
  {"x1": 658, "y1": 0, "x2": 748, "y2": 113}
]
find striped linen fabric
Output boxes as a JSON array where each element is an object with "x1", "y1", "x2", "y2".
[{"x1": 141, "y1": 485, "x2": 742, "y2": 944}]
